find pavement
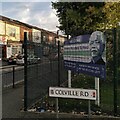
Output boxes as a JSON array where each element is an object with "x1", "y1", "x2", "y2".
[
  {"x1": 2, "y1": 83, "x2": 120, "y2": 119},
  {"x1": 2, "y1": 84, "x2": 24, "y2": 118},
  {"x1": 3, "y1": 83, "x2": 86, "y2": 118},
  {"x1": 2, "y1": 83, "x2": 84, "y2": 118}
]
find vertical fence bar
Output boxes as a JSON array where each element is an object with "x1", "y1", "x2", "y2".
[
  {"x1": 56, "y1": 97, "x2": 59, "y2": 118},
  {"x1": 50, "y1": 60, "x2": 52, "y2": 72},
  {"x1": 95, "y1": 77, "x2": 100, "y2": 106},
  {"x1": 118, "y1": 27, "x2": 120, "y2": 116},
  {"x1": 58, "y1": 40, "x2": 60, "y2": 86},
  {"x1": 68, "y1": 70, "x2": 71, "y2": 88},
  {"x1": 24, "y1": 32, "x2": 28, "y2": 111},
  {"x1": 113, "y1": 28, "x2": 118, "y2": 116},
  {"x1": 12, "y1": 66, "x2": 15, "y2": 88},
  {"x1": 56, "y1": 40, "x2": 60, "y2": 118},
  {"x1": 88, "y1": 100, "x2": 91, "y2": 119}
]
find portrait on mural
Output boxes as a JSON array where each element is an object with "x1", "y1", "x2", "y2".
[
  {"x1": 9, "y1": 27, "x2": 16, "y2": 37},
  {"x1": 32, "y1": 29, "x2": 41, "y2": 43},
  {"x1": 89, "y1": 31, "x2": 106, "y2": 65}
]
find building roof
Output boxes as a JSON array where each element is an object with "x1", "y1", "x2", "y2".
[{"x1": 0, "y1": 15, "x2": 67, "y2": 38}]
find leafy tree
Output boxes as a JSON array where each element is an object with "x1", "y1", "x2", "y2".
[
  {"x1": 102, "y1": 2, "x2": 120, "y2": 29},
  {"x1": 52, "y1": 2, "x2": 105, "y2": 37},
  {"x1": 102, "y1": 2, "x2": 120, "y2": 80}
]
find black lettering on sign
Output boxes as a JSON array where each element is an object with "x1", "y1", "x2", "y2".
[
  {"x1": 92, "y1": 92, "x2": 95, "y2": 97},
  {"x1": 85, "y1": 92, "x2": 89, "y2": 97},
  {"x1": 55, "y1": 90, "x2": 59, "y2": 95},
  {"x1": 51, "y1": 90, "x2": 54, "y2": 94},
  {"x1": 80, "y1": 91, "x2": 84, "y2": 96},
  {"x1": 59, "y1": 90, "x2": 62, "y2": 95}
]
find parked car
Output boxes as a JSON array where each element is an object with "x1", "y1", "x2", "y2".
[
  {"x1": 27, "y1": 55, "x2": 41, "y2": 64},
  {"x1": 16, "y1": 54, "x2": 40, "y2": 65},
  {"x1": 8, "y1": 55, "x2": 17, "y2": 65},
  {"x1": 16, "y1": 54, "x2": 24, "y2": 65}
]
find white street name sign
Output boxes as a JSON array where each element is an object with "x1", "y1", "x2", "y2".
[{"x1": 49, "y1": 87, "x2": 96, "y2": 100}]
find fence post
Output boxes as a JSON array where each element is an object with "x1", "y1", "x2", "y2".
[
  {"x1": 13, "y1": 66, "x2": 15, "y2": 88},
  {"x1": 88, "y1": 100, "x2": 91, "y2": 119},
  {"x1": 113, "y1": 28, "x2": 118, "y2": 116},
  {"x1": 50, "y1": 58, "x2": 52, "y2": 72},
  {"x1": 95, "y1": 77, "x2": 100, "y2": 106},
  {"x1": 24, "y1": 32, "x2": 28, "y2": 111},
  {"x1": 56, "y1": 40, "x2": 60, "y2": 118},
  {"x1": 58, "y1": 40, "x2": 60, "y2": 86}
]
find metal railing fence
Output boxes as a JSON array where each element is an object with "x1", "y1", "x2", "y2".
[{"x1": 1, "y1": 65, "x2": 24, "y2": 89}]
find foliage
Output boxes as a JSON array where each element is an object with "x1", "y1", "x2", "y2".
[
  {"x1": 60, "y1": 74, "x2": 120, "y2": 115},
  {"x1": 52, "y1": 2, "x2": 105, "y2": 37},
  {"x1": 52, "y1": 2, "x2": 120, "y2": 82},
  {"x1": 102, "y1": 2, "x2": 120, "y2": 29},
  {"x1": 52, "y1": 1, "x2": 120, "y2": 35},
  {"x1": 51, "y1": 3, "x2": 120, "y2": 115}
]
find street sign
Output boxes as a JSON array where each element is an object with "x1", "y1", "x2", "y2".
[{"x1": 49, "y1": 87, "x2": 96, "y2": 100}]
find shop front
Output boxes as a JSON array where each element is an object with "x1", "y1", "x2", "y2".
[
  {"x1": 7, "y1": 40, "x2": 22, "y2": 58},
  {"x1": 6, "y1": 23, "x2": 21, "y2": 59},
  {"x1": 0, "y1": 36, "x2": 7, "y2": 60}
]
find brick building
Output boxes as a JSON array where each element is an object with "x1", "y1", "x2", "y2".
[{"x1": 0, "y1": 15, "x2": 67, "y2": 60}]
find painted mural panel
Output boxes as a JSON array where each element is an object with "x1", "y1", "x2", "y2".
[
  {"x1": 63, "y1": 31, "x2": 106, "y2": 79},
  {"x1": 6, "y1": 23, "x2": 20, "y2": 41},
  {"x1": 32, "y1": 29, "x2": 41, "y2": 43},
  {"x1": 0, "y1": 36, "x2": 7, "y2": 45},
  {"x1": 0, "y1": 20, "x2": 5, "y2": 35}
]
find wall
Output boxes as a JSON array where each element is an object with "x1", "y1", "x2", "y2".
[
  {"x1": 0, "y1": 20, "x2": 7, "y2": 45},
  {"x1": 20, "y1": 25, "x2": 32, "y2": 42}
]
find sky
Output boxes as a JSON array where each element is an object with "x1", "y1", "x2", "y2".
[{"x1": 0, "y1": 1, "x2": 60, "y2": 33}]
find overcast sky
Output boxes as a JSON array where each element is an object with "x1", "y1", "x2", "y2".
[{"x1": 1, "y1": 1, "x2": 60, "y2": 32}]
